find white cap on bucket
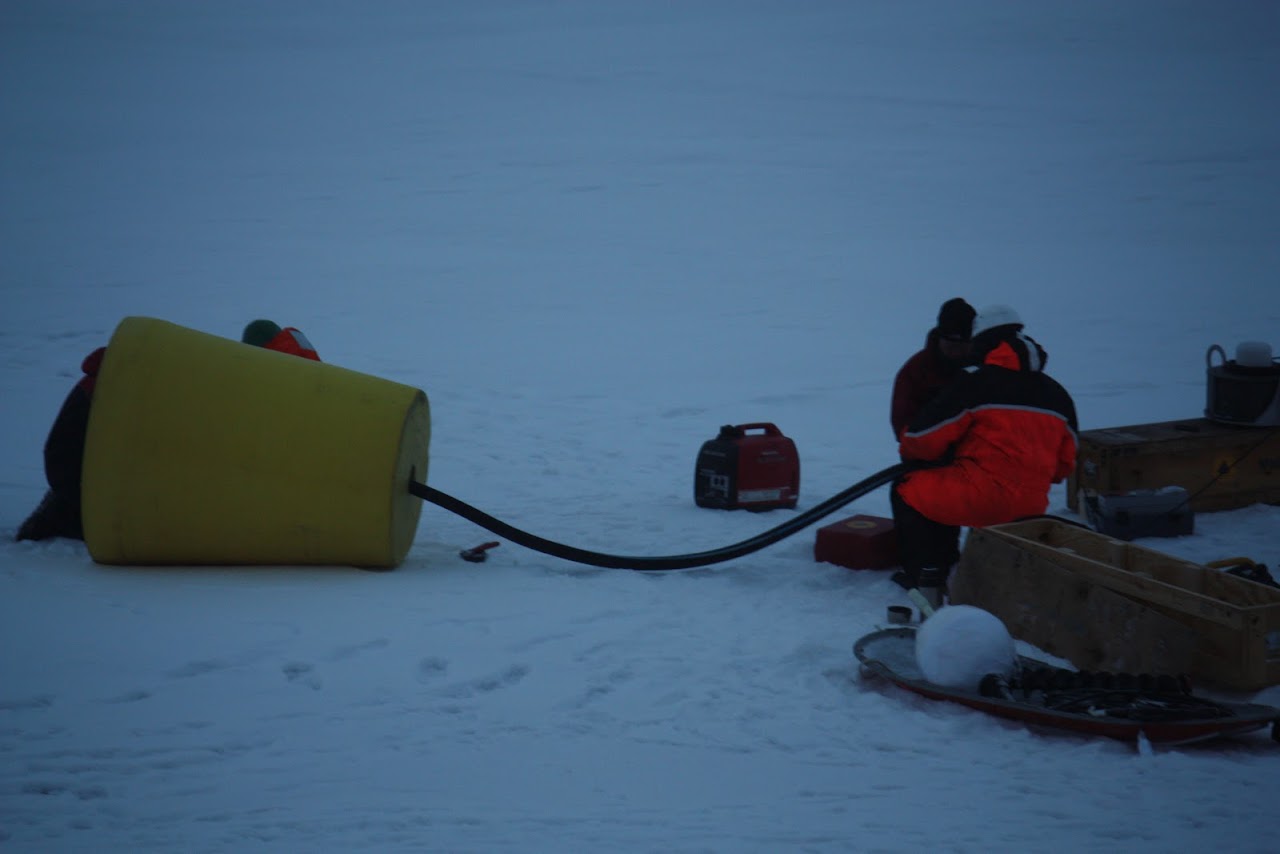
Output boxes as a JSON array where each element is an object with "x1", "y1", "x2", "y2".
[{"x1": 1236, "y1": 341, "x2": 1274, "y2": 368}]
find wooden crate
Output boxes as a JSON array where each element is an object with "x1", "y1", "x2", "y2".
[
  {"x1": 949, "y1": 519, "x2": 1280, "y2": 691},
  {"x1": 1066, "y1": 418, "x2": 1280, "y2": 513}
]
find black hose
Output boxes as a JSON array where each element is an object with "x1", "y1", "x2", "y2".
[{"x1": 408, "y1": 463, "x2": 906, "y2": 571}]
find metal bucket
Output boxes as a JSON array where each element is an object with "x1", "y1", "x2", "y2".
[{"x1": 1205, "y1": 343, "x2": 1280, "y2": 427}]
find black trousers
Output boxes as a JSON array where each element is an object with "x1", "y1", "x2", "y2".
[
  {"x1": 45, "y1": 383, "x2": 92, "y2": 510},
  {"x1": 891, "y1": 479, "x2": 961, "y2": 586},
  {"x1": 17, "y1": 384, "x2": 90, "y2": 541}
]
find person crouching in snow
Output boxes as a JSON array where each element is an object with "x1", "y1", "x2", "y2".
[
  {"x1": 14, "y1": 347, "x2": 107, "y2": 541},
  {"x1": 16, "y1": 320, "x2": 321, "y2": 542},
  {"x1": 240, "y1": 319, "x2": 320, "y2": 361},
  {"x1": 890, "y1": 305, "x2": 1078, "y2": 607}
]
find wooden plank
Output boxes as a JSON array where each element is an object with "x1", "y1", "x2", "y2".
[
  {"x1": 991, "y1": 525, "x2": 1244, "y2": 629},
  {"x1": 997, "y1": 517, "x2": 1280, "y2": 609},
  {"x1": 950, "y1": 532, "x2": 1197, "y2": 675}
]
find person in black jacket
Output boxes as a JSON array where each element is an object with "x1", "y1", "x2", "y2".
[
  {"x1": 16, "y1": 347, "x2": 106, "y2": 541},
  {"x1": 890, "y1": 298, "x2": 975, "y2": 439}
]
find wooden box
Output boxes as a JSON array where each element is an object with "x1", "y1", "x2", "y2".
[
  {"x1": 1067, "y1": 418, "x2": 1280, "y2": 513},
  {"x1": 949, "y1": 519, "x2": 1280, "y2": 691},
  {"x1": 814, "y1": 514, "x2": 898, "y2": 570}
]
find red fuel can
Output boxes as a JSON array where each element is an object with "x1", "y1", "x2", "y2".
[
  {"x1": 694, "y1": 423, "x2": 800, "y2": 510},
  {"x1": 814, "y1": 514, "x2": 899, "y2": 570}
]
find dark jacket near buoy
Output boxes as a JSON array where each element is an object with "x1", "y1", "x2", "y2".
[
  {"x1": 891, "y1": 298, "x2": 976, "y2": 439},
  {"x1": 16, "y1": 347, "x2": 106, "y2": 540},
  {"x1": 895, "y1": 329, "x2": 1078, "y2": 528},
  {"x1": 890, "y1": 329, "x2": 968, "y2": 439},
  {"x1": 44, "y1": 347, "x2": 105, "y2": 502}
]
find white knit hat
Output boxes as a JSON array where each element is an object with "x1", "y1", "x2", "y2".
[{"x1": 971, "y1": 305, "x2": 1023, "y2": 339}]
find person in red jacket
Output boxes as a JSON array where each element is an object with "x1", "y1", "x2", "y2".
[
  {"x1": 891, "y1": 305, "x2": 1078, "y2": 605},
  {"x1": 890, "y1": 298, "x2": 975, "y2": 439},
  {"x1": 240, "y1": 319, "x2": 320, "y2": 361},
  {"x1": 16, "y1": 321, "x2": 320, "y2": 542}
]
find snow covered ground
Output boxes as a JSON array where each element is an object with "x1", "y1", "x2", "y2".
[{"x1": 2, "y1": 1, "x2": 1278, "y2": 851}]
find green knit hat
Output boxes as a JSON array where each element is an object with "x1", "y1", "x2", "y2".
[{"x1": 241, "y1": 319, "x2": 282, "y2": 347}]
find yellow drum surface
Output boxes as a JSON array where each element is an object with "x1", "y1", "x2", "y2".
[{"x1": 82, "y1": 317, "x2": 430, "y2": 568}]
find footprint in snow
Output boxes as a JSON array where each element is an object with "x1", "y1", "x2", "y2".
[
  {"x1": 438, "y1": 663, "x2": 530, "y2": 698},
  {"x1": 325, "y1": 638, "x2": 390, "y2": 662},
  {"x1": 416, "y1": 656, "x2": 448, "y2": 682},
  {"x1": 282, "y1": 661, "x2": 322, "y2": 690},
  {"x1": 102, "y1": 689, "x2": 151, "y2": 704}
]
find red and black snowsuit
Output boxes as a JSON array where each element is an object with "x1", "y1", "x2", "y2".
[
  {"x1": 16, "y1": 347, "x2": 106, "y2": 540},
  {"x1": 263, "y1": 327, "x2": 320, "y2": 361},
  {"x1": 891, "y1": 330, "x2": 1078, "y2": 579},
  {"x1": 890, "y1": 330, "x2": 968, "y2": 439}
]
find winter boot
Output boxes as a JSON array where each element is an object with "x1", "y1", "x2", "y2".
[
  {"x1": 15, "y1": 490, "x2": 83, "y2": 541},
  {"x1": 916, "y1": 566, "x2": 947, "y2": 611}
]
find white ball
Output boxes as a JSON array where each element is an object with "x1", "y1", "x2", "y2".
[{"x1": 915, "y1": 605, "x2": 1016, "y2": 690}]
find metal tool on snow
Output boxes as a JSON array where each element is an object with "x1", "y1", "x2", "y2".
[{"x1": 459, "y1": 541, "x2": 501, "y2": 563}]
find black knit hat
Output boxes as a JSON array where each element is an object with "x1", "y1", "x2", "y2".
[
  {"x1": 242, "y1": 319, "x2": 282, "y2": 347},
  {"x1": 936, "y1": 298, "x2": 976, "y2": 341}
]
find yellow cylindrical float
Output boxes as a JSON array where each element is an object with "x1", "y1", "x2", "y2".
[{"x1": 82, "y1": 317, "x2": 430, "y2": 568}]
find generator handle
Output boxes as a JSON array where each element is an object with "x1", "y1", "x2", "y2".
[
  {"x1": 736, "y1": 422, "x2": 782, "y2": 436},
  {"x1": 1206, "y1": 344, "x2": 1227, "y2": 369}
]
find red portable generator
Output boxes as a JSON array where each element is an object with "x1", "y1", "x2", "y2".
[{"x1": 694, "y1": 423, "x2": 800, "y2": 511}]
